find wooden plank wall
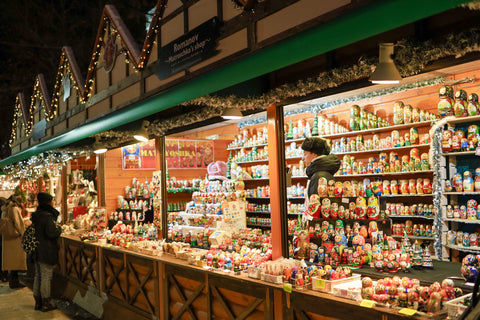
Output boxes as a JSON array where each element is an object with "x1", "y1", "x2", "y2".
[{"x1": 104, "y1": 138, "x2": 233, "y2": 213}]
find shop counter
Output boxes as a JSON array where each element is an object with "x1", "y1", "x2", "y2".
[{"x1": 58, "y1": 235, "x2": 462, "y2": 320}]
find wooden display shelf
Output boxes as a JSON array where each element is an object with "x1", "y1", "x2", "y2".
[
  {"x1": 246, "y1": 224, "x2": 271, "y2": 229},
  {"x1": 227, "y1": 142, "x2": 268, "y2": 150},
  {"x1": 234, "y1": 159, "x2": 268, "y2": 164},
  {"x1": 227, "y1": 120, "x2": 431, "y2": 151},
  {"x1": 388, "y1": 215, "x2": 435, "y2": 219},
  {"x1": 443, "y1": 191, "x2": 480, "y2": 195},
  {"x1": 117, "y1": 208, "x2": 144, "y2": 211},
  {"x1": 244, "y1": 177, "x2": 270, "y2": 181},
  {"x1": 287, "y1": 196, "x2": 305, "y2": 201},
  {"x1": 322, "y1": 120, "x2": 433, "y2": 139},
  {"x1": 246, "y1": 211, "x2": 271, "y2": 215},
  {"x1": 445, "y1": 114, "x2": 480, "y2": 125},
  {"x1": 334, "y1": 170, "x2": 433, "y2": 178},
  {"x1": 391, "y1": 235, "x2": 434, "y2": 240},
  {"x1": 246, "y1": 197, "x2": 270, "y2": 201},
  {"x1": 333, "y1": 143, "x2": 430, "y2": 157},
  {"x1": 442, "y1": 151, "x2": 476, "y2": 156},
  {"x1": 335, "y1": 170, "x2": 434, "y2": 178},
  {"x1": 444, "y1": 218, "x2": 480, "y2": 224},
  {"x1": 381, "y1": 194, "x2": 434, "y2": 197},
  {"x1": 446, "y1": 243, "x2": 480, "y2": 253}
]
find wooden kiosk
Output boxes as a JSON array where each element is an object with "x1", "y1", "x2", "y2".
[{"x1": 2, "y1": 1, "x2": 479, "y2": 319}]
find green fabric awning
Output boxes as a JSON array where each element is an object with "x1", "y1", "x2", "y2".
[{"x1": 0, "y1": 0, "x2": 471, "y2": 167}]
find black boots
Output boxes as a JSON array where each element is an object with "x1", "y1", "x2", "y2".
[
  {"x1": 41, "y1": 298, "x2": 57, "y2": 312},
  {"x1": 8, "y1": 271, "x2": 25, "y2": 289},
  {"x1": 34, "y1": 295, "x2": 42, "y2": 310}
]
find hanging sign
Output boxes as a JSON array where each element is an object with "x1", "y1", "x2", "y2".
[
  {"x1": 32, "y1": 118, "x2": 46, "y2": 141},
  {"x1": 165, "y1": 139, "x2": 214, "y2": 169},
  {"x1": 155, "y1": 17, "x2": 220, "y2": 80},
  {"x1": 122, "y1": 140, "x2": 156, "y2": 170},
  {"x1": 104, "y1": 35, "x2": 117, "y2": 73}
]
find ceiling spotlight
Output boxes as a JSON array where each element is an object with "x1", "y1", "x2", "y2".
[
  {"x1": 133, "y1": 120, "x2": 150, "y2": 142},
  {"x1": 369, "y1": 43, "x2": 402, "y2": 84},
  {"x1": 221, "y1": 108, "x2": 243, "y2": 120}
]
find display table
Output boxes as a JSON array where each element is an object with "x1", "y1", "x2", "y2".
[{"x1": 58, "y1": 235, "x2": 466, "y2": 320}]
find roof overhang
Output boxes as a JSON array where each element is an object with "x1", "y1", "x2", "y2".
[{"x1": 0, "y1": 0, "x2": 470, "y2": 167}]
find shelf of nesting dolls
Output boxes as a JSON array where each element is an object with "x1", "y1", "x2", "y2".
[
  {"x1": 388, "y1": 215, "x2": 435, "y2": 220},
  {"x1": 234, "y1": 159, "x2": 269, "y2": 165},
  {"x1": 246, "y1": 197, "x2": 271, "y2": 201},
  {"x1": 444, "y1": 218, "x2": 480, "y2": 224},
  {"x1": 321, "y1": 120, "x2": 434, "y2": 140},
  {"x1": 380, "y1": 193, "x2": 434, "y2": 198},
  {"x1": 334, "y1": 170, "x2": 434, "y2": 179},
  {"x1": 227, "y1": 143, "x2": 268, "y2": 151},
  {"x1": 332, "y1": 143, "x2": 430, "y2": 157},
  {"x1": 116, "y1": 208, "x2": 145, "y2": 212},
  {"x1": 445, "y1": 114, "x2": 480, "y2": 125},
  {"x1": 246, "y1": 211, "x2": 271, "y2": 215},
  {"x1": 391, "y1": 235, "x2": 435, "y2": 240},
  {"x1": 246, "y1": 224, "x2": 271, "y2": 229},
  {"x1": 306, "y1": 218, "x2": 391, "y2": 241}
]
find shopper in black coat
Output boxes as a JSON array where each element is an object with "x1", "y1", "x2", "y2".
[
  {"x1": 301, "y1": 137, "x2": 341, "y2": 199},
  {"x1": 30, "y1": 192, "x2": 62, "y2": 312}
]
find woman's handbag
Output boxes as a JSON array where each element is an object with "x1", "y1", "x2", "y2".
[{"x1": 0, "y1": 217, "x2": 20, "y2": 239}]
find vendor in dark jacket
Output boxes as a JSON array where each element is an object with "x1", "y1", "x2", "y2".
[
  {"x1": 31, "y1": 192, "x2": 62, "y2": 312},
  {"x1": 301, "y1": 137, "x2": 341, "y2": 199}
]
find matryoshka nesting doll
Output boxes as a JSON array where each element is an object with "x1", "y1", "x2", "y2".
[
  {"x1": 321, "y1": 198, "x2": 331, "y2": 219},
  {"x1": 368, "y1": 221, "x2": 379, "y2": 239},
  {"x1": 334, "y1": 181, "x2": 343, "y2": 197},
  {"x1": 338, "y1": 205, "x2": 346, "y2": 219},
  {"x1": 468, "y1": 93, "x2": 480, "y2": 116},
  {"x1": 327, "y1": 180, "x2": 335, "y2": 197},
  {"x1": 470, "y1": 233, "x2": 478, "y2": 247},
  {"x1": 367, "y1": 196, "x2": 380, "y2": 220},
  {"x1": 453, "y1": 173, "x2": 463, "y2": 192},
  {"x1": 464, "y1": 171, "x2": 474, "y2": 192},
  {"x1": 454, "y1": 89, "x2": 468, "y2": 117},
  {"x1": 393, "y1": 101, "x2": 405, "y2": 125},
  {"x1": 438, "y1": 85, "x2": 454, "y2": 117},
  {"x1": 317, "y1": 177, "x2": 328, "y2": 197},
  {"x1": 355, "y1": 197, "x2": 367, "y2": 219},
  {"x1": 442, "y1": 129, "x2": 453, "y2": 152},
  {"x1": 330, "y1": 202, "x2": 339, "y2": 219}
]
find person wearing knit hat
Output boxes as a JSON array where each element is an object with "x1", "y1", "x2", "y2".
[
  {"x1": 301, "y1": 137, "x2": 341, "y2": 199},
  {"x1": 30, "y1": 192, "x2": 61, "y2": 312},
  {"x1": 207, "y1": 161, "x2": 228, "y2": 181}
]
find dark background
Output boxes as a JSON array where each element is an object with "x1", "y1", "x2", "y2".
[{"x1": 0, "y1": 0, "x2": 156, "y2": 159}]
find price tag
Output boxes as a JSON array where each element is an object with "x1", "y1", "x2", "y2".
[
  {"x1": 360, "y1": 300, "x2": 376, "y2": 308},
  {"x1": 283, "y1": 283, "x2": 292, "y2": 293},
  {"x1": 315, "y1": 279, "x2": 325, "y2": 289},
  {"x1": 476, "y1": 147, "x2": 480, "y2": 156},
  {"x1": 342, "y1": 198, "x2": 349, "y2": 204},
  {"x1": 398, "y1": 308, "x2": 417, "y2": 316}
]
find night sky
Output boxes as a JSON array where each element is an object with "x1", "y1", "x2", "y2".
[{"x1": 0, "y1": 0, "x2": 155, "y2": 159}]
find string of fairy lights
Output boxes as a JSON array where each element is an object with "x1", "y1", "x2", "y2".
[
  {"x1": 6, "y1": 3, "x2": 480, "y2": 179},
  {"x1": 2, "y1": 151, "x2": 75, "y2": 179}
]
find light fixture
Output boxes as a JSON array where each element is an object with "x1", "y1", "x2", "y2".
[
  {"x1": 133, "y1": 120, "x2": 150, "y2": 142},
  {"x1": 369, "y1": 43, "x2": 402, "y2": 84},
  {"x1": 93, "y1": 137, "x2": 107, "y2": 154},
  {"x1": 221, "y1": 108, "x2": 243, "y2": 120}
]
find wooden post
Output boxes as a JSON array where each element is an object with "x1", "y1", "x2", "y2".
[
  {"x1": 97, "y1": 153, "x2": 106, "y2": 207},
  {"x1": 267, "y1": 102, "x2": 288, "y2": 259},
  {"x1": 155, "y1": 136, "x2": 168, "y2": 239},
  {"x1": 61, "y1": 165, "x2": 68, "y2": 223}
]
